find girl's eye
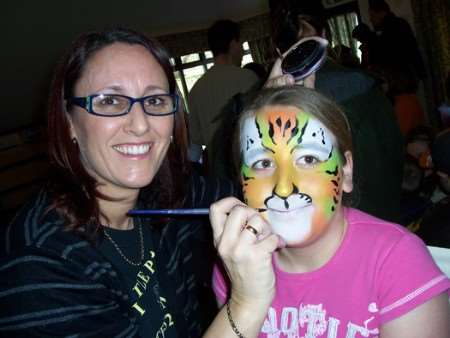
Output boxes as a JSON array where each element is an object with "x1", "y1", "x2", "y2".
[
  {"x1": 297, "y1": 155, "x2": 319, "y2": 167},
  {"x1": 252, "y1": 159, "x2": 275, "y2": 170}
]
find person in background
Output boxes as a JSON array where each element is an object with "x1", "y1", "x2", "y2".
[
  {"x1": 399, "y1": 126, "x2": 435, "y2": 226},
  {"x1": 380, "y1": 65, "x2": 425, "y2": 136},
  {"x1": 368, "y1": 0, "x2": 426, "y2": 82},
  {"x1": 244, "y1": 62, "x2": 269, "y2": 84},
  {"x1": 416, "y1": 129, "x2": 450, "y2": 248},
  {"x1": 188, "y1": 19, "x2": 259, "y2": 170},
  {"x1": 208, "y1": 62, "x2": 268, "y2": 180},
  {"x1": 212, "y1": 85, "x2": 450, "y2": 337},
  {"x1": 331, "y1": 44, "x2": 360, "y2": 69},
  {"x1": 351, "y1": 22, "x2": 379, "y2": 71},
  {"x1": 269, "y1": 0, "x2": 404, "y2": 222},
  {"x1": 0, "y1": 27, "x2": 282, "y2": 338}
]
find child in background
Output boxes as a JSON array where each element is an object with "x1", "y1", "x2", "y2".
[
  {"x1": 416, "y1": 129, "x2": 450, "y2": 248},
  {"x1": 400, "y1": 126, "x2": 435, "y2": 226}
]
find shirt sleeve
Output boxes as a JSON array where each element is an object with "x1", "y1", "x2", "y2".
[
  {"x1": 188, "y1": 174, "x2": 238, "y2": 209},
  {"x1": 377, "y1": 233, "x2": 450, "y2": 324},
  {"x1": 212, "y1": 263, "x2": 230, "y2": 306},
  {"x1": 0, "y1": 246, "x2": 140, "y2": 337}
]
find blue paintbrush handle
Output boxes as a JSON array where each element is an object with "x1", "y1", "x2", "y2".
[{"x1": 128, "y1": 208, "x2": 209, "y2": 216}]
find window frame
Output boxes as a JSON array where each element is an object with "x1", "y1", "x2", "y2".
[{"x1": 172, "y1": 42, "x2": 253, "y2": 102}]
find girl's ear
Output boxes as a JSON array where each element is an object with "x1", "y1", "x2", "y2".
[{"x1": 342, "y1": 151, "x2": 353, "y2": 193}]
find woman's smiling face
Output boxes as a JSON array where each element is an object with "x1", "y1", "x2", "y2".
[
  {"x1": 240, "y1": 105, "x2": 352, "y2": 247},
  {"x1": 68, "y1": 43, "x2": 174, "y2": 194}
]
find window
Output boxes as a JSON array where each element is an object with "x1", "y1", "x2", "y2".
[
  {"x1": 328, "y1": 11, "x2": 361, "y2": 60},
  {"x1": 242, "y1": 41, "x2": 254, "y2": 66},
  {"x1": 172, "y1": 42, "x2": 253, "y2": 105}
]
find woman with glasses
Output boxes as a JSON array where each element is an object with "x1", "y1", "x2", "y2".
[{"x1": 0, "y1": 28, "x2": 281, "y2": 337}]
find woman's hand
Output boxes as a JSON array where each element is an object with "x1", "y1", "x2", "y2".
[
  {"x1": 209, "y1": 197, "x2": 283, "y2": 308},
  {"x1": 265, "y1": 36, "x2": 328, "y2": 89}
]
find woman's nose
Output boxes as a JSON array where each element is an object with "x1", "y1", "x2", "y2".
[{"x1": 124, "y1": 102, "x2": 150, "y2": 136}]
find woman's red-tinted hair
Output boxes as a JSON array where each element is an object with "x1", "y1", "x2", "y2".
[{"x1": 47, "y1": 27, "x2": 190, "y2": 239}]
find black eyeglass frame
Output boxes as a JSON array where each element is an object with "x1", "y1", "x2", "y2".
[{"x1": 66, "y1": 93, "x2": 179, "y2": 117}]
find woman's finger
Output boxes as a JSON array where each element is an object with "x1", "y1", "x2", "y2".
[
  {"x1": 209, "y1": 197, "x2": 244, "y2": 244},
  {"x1": 302, "y1": 72, "x2": 316, "y2": 89},
  {"x1": 265, "y1": 74, "x2": 295, "y2": 88},
  {"x1": 238, "y1": 213, "x2": 268, "y2": 243},
  {"x1": 218, "y1": 204, "x2": 259, "y2": 249},
  {"x1": 254, "y1": 233, "x2": 283, "y2": 254}
]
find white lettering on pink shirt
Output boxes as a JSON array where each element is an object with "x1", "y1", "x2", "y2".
[{"x1": 261, "y1": 303, "x2": 379, "y2": 338}]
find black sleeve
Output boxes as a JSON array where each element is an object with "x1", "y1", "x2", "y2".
[
  {"x1": 185, "y1": 173, "x2": 240, "y2": 209},
  {"x1": 0, "y1": 244, "x2": 140, "y2": 338}
]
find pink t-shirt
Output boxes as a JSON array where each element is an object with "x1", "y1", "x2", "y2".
[{"x1": 213, "y1": 208, "x2": 450, "y2": 338}]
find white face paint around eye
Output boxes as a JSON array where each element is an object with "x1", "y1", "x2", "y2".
[{"x1": 241, "y1": 115, "x2": 265, "y2": 167}]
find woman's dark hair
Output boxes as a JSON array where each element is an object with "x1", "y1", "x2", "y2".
[{"x1": 47, "y1": 27, "x2": 190, "y2": 239}]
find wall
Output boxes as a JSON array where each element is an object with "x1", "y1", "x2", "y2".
[{"x1": 1, "y1": 0, "x2": 268, "y2": 135}]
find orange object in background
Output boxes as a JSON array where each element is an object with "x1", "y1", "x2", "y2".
[{"x1": 394, "y1": 93, "x2": 425, "y2": 136}]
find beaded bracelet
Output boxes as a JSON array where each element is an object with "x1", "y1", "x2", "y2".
[{"x1": 226, "y1": 301, "x2": 245, "y2": 338}]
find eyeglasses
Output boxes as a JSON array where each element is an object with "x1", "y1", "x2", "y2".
[{"x1": 66, "y1": 93, "x2": 179, "y2": 117}]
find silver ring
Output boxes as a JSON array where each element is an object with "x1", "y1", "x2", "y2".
[{"x1": 244, "y1": 224, "x2": 259, "y2": 236}]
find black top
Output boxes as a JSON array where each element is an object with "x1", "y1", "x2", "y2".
[
  {"x1": 0, "y1": 174, "x2": 236, "y2": 337},
  {"x1": 100, "y1": 219, "x2": 177, "y2": 338}
]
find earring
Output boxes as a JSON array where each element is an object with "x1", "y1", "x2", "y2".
[
  {"x1": 170, "y1": 136, "x2": 173, "y2": 143},
  {"x1": 72, "y1": 138, "x2": 77, "y2": 144}
]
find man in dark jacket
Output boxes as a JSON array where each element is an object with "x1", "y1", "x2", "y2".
[{"x1": 369, "y1": 0, "x2": 426, "y2": 81}]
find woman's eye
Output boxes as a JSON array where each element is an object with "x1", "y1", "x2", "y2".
[
  {"x1": 146, "y1": 97, "x2": 164, "y2": 107},
  {"x1": 100, "y1": 97, "x2": 118, "y2": 105},
  {"x1": 297, "y1": 155, "x2": 319, "y2": 167},
  {"x1": 252, "y1": 159, "x2": 274, "y2": 170}
]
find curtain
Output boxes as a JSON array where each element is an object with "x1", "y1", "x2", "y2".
[
  {"x1": 411, "y1": 0, "x2": 450, "y2": 126},
  {"x1": 241, "y1": 14, "x2": 276, "y2": 68}
]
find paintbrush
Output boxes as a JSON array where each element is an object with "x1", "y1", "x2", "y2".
[{"x1": 128, "y1": 207, "x2": 268, "y2": 216}]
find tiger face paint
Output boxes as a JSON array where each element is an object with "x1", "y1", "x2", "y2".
[{"x1": 240, "y1": 105, "x2": 349, "y2": 247}]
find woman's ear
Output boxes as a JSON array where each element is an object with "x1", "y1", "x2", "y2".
[
  {"x1": 342, "y1": 151, "x2": 353, "y2": 193},
  {"x1": 65, "y1": 109, "x2": 77, "y2": 141}
]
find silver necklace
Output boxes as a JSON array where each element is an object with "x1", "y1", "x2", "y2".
[{"x1": 103, "y1": 219, "x2": 145, "y2": 266}]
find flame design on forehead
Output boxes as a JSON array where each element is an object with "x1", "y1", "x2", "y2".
[{"x1": 256, "y1": 110, "x2": 309, "y2": 150}]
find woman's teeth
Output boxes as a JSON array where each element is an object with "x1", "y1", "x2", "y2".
[{"x1": 114, "y1": 144, "x2": 151, "y2": 155}]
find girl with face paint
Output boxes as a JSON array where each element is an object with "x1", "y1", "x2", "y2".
[{"x1": 211, "y1": 86, "x2": 450, "y2": 338}]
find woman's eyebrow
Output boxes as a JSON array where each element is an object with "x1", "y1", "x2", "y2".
[
  {"x1": 91, "y1": 85, "x2": 124, "y2": 94},
  {"x1": 144, "y1": 85, "x2": 168, "y2": 93}
]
